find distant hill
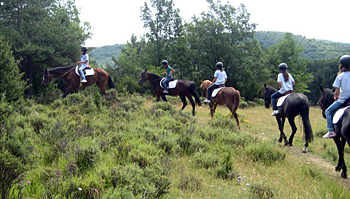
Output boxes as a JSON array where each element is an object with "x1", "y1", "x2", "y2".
[
  {"x1": 254, "y1": 31, "x2": 350, "y2": 60},
  {"x1": 90, "y1": 32, "x2": 350, "y2": 67},
  {"x1": 89, "y1": 44, "x2": 125, "y2": 67}
]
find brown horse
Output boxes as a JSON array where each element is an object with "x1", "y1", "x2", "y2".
[
  {"x1": 41, "y1": 65, "x2": 115, "y2": 98},
  {"x1": 138, "y1": 69, "x2": 201, "y2": 116},
  {"x1": 200, "y1": 80, "x2": 240, "y2": 128}
]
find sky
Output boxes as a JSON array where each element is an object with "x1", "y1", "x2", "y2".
[{"x1": 75, "y1": 0, "x2": 350, "y2": 47}]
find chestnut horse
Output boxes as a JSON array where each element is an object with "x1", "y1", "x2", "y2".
[
  {"x1": 200, "y1": 80, "x2": 240, "y2": 128},
  {"x1": 318, "y1": 86, "x2": 350, "y2": 178},
  {"x1": 41, "y1": 66, "x2": 115, "y2": 98},
  {"x1": 263, "y1": 84, "x2": 313, "y2": 153},
  {"x1": 138, "y1": 69, "x2": 201, "y2": 116}
]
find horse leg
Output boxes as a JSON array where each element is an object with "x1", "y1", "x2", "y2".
[
  {"x1": 62, "y1": 85, "x2": 74, "y2": 98},
  {"x1": 179, "y1": 94, "x2": 188, "y2": 112},
  {"x1": 160, "y1": 94, "x2": 167, "y2": 102},
  {"x1": 233, "y1": 113, "x2": 240, "y2": 129},
  {"x1": 275, "y1": 115, "x2": 287, "y2": 143},
  {"x1": 186, "y1": 95, "x2": 196, "y2": 116},
  {"x1": 97, "y1": 82, "x2": 107, "y2": 95},
  {"x1": 209, "y1": 102, "x2": 217, "y2": 118},
  {"x1": 286, "y1": 117, "x2": 297, "y2": 147},
  {"x1": 334, "y1": 136, "x2": 347, "y2": 178}
]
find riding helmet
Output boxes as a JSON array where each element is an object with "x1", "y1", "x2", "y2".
[
  {"x1": 339, "y1": 55, "x2": 350, "y2": 66},
  {"x1": 278, "y1": 63, "x2": 288, "y2": 70},
  {"x1": 216, "y1": 62, "x2": 223, "y2": 68},
  {"x1": 80, "y1": 47, "x2": 88, "y2": 52},
  {"x1": 161, "y1": 60, "x2": 168, "y2": 65}
]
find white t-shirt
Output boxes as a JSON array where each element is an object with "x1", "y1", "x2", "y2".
[
  {"x1": 214, "y1": 70, "x2": 227, "y2": 85},
  {"x1": 277, "y1": 73, "x2": 294, "y2": 94},
  {"x1": 81, "y1": 54, "x2": 89, "y2": 68},
  {"x1": 333, "y1": 71, "x2": 350, "y2": 103}
]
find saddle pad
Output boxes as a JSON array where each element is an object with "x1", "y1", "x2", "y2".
[
  {"x1": 160, "y1": 78, "x2": 178, "y2": 89},
  {"x1": 333, "y1": 105, "x2": 350, "y2": 124},
  {"x1": 277, "y1": 94, "x2": 291, "y2": 107},
  {"x1": 75, "y1": 66, "x2": 94, "y2": 76},
  {"x1": 212, "y1": 87, "x2": 225, "y2": 98}
]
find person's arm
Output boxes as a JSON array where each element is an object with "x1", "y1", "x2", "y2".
[
  {"x1": 77, "y1": 60, "x2": 88, "y2": 64},
  {"x1": 334, "y1": 88, "x2": 340, "y2": 100},
  {"x1": 292, "y1": 81, "x2": 295, "y2": 86},
  {"x1": 278, "y1": 82, "x2": 282, "y2": 89},
  {"x1": 212, "y1": 77, "x2": 217, "y2": 83},
  {"x1": 170, "y1": 68, "x2": 175, "y2": 76}
]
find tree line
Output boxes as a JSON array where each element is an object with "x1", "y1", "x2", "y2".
[{"x1": 0, "y1": 0, "x2": 349, "y2": 105}]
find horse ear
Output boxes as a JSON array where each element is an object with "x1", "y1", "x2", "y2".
[
  {"x1": 145, "y1": 68, "x2": 148, "y2": 72},
  {"x1": 201, "y1": 80, "x2": 203, "y2": 83},
  {"x1": 264, "y1": 83, "x2": 267, "y2": 89},
  {"x1": 319, "y1": 86, "x2": 324, "y2": 93}
]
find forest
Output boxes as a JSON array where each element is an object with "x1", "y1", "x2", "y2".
[{"x1": 1, "y1": 0, "x2": 350, "y2": 198}]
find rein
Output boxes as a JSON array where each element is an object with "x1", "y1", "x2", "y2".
[{"x1": 58, "y1": 67, "x2": 75, "y2": 79}]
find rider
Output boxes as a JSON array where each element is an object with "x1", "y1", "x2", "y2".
[
  {"x1": 271, "y1": 63, "x2": 295, "y2": 116},
  {"x1": 323, "y1": 54, "x2": 350, "y2": 138},
  {"x1": 161, "y1": 60, "x2": 175, "y2": 93},
  {"x1": 76, "y1": 47, "x2": 89, "y2": 83},
  {"x1": 203, "y1": 62, "x2": 227, "y2": 103}
]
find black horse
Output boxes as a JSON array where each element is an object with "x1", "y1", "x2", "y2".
[
  {"x1": 263, "y1": 84, "x2": 313, "y2": 152},
  {"x1": 318, "y1": 86, "x2": 350, "y2": 178},
  {"x1": 138, "y1": 69, "x2": 201, "y2": 116}
]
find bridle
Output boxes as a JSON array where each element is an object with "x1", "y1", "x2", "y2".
[{"x1": 43, "y1": 67, "x2": 75, "y2": 84}]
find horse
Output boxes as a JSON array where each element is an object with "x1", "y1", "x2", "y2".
[
  {"x1": 318, "y1": 86, "x2": 350, "y2": 178},
  {"x1": 200, "y1": 80, "x2": 240, "y2": 128},
  {"x1": 41, "y1": 65, "x2": 115, "y2": 98},
  {"x1": 138, "y1": 69, "x2": 201, "y2": 116},
  {"x1": 263, "y1": 84, "x2": 313, "y2": 153}
]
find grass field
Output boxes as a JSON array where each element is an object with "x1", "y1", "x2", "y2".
[{"x1": 3, "y1": 90, "x2": 350, "y2": 199}]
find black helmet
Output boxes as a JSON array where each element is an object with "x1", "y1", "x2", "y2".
[
  {"x1": 339, "y1": 55, "x2": 350, "y2": 66},
  {"x1": 80, "y1": 47, "x2": 88, "y2": 52},
  {"x1": 161, "y1": 60, "x2": 168, "y2": 65},
  {"x1": 216, "y1": 62, "x2": 223, "y2": 68},
  {"x1": 278, "y1": 63, "x2": 288, "y2": 70}
]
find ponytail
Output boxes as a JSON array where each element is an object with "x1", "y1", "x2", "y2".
[{"x1": 282, "y1": 70, "x2": 289, "y2": 82}]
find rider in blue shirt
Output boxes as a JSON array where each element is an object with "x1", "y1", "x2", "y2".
[
  {"x1": 76, "y1": 47, "x2": 89, "y2": 83},
  {"x1": 323, "y1": 55, "x2": 350, "y2": 138},
  {"x1": 161, "y1": 60, "x2": 175, "y2": 93}
]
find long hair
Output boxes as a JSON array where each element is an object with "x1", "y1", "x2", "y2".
[
  {"x1": 338, "y1": 64, "x2": 350, "y2": 74},
  {"x1": 217, "y1": 65, "x2": 223, "y2": 71},
  {"x1": 281, "y1": 70, "x2": 289, "y2": 82}
]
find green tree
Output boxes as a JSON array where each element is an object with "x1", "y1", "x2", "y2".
[
  {"x1": 266, "y1": 33, "x2": 313, "y2": 93},
  {"x1": 0, "y1": 34, "x2": 26, "y2": 101},
  {"x1": 0, "y1": 0, "x2": 91, "y2": 97}
]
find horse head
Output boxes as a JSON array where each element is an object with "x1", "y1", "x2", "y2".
[
  {"x1": 41, "y1": 69, "x2": 52, "y2": 86},
  {"x1": 263, "y1": 84, "x2": 277, "y2": 109},
  {"x1": 318, "y1": 86, "x2": 335, "y2": 119},
  {"x1": 138, "y1": 69, "x2": 148, "y2": 86},
  {"x1": 200, "y1": 80, "x2": 213, "y2": 98}
]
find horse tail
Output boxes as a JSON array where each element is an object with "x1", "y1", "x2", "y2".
[
  {"x1": 190, "y1": 81, "x2": 202, "y2": 106},
  {"x1": 300, "y1": 99, "x2": 313, "y2": 143},
  {"x1": 107, "y1": 74, "x2": 116, "y2": 89},
  {"x1": 231, "y1": 89, "x2": 240, "y2": 115}
]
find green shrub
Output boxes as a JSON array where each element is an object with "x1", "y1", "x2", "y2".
[
  {"x1": 74, "y1": 137, "x2": 100, "y2": 173},
  {"x1": 193, "y1": 151, "x2": 219, "y2": 169},
  {"x1": 245, "y1": 142, "x2": 286, "y2": 165},
  {"x1": 250, "y1": 183, "x2": 274, "y2": 199},
  {"x1": 219, "y1": 133, "x2": 256, "y2": 148},
  {"x1": 215, "y1": 151, "x2": 238, "y2": 180},
  {"x1": 179, "y1": 174, "x2": 201, "y2": 192},
  {"x1": 239, "y1": 101, "x2": 248, "y2": 109}
]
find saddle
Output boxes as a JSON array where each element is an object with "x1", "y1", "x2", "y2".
[
  {"x1": 276, "y1": 90, "x2": 295, "y2": 107},
  {"x1": 332, "y1": 98, "x2": 350, "y2": 124},
  {"x1": 212, "y1": 85, "x2": 225, "y2": 98},
  {"x1": 75, "y1": 65, "x2": 94, "y2": 77},
  {"x1": 160, "y1": 77, "x2": 178, "y2": 89}
]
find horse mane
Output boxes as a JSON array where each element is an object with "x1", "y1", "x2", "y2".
[
  {"x1": 146, "y1": 71, "x2": 162, "y2": 80},
  {"x1": 49, "y1": 66, "x2": 75, "y2": 75}
]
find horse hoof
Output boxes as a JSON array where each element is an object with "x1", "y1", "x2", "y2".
[
  {"x1": 335, "y1": 166, "x2": 341, "y2": 172},
  {"x1": 302, "y1": 147, "x2": 308, "y2": 153},
  {"x1": 278, "y1": 138, "x2": 283, "y2": 143},
  {"x1": 341, "y1": 171, "x2": 347, "y2": 179}
]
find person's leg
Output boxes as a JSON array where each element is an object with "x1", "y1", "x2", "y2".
[
  {"x1": 323, "y1": 101, "x2": 342, "y2": 138},
  {"x1": 163, "y1": 76, "x2": 172, "y2": 92},
  {"x1": 207, "y1": 84, "x2": 218, "y2": 100},
  {"x1": 271, "y1": 91, "x2": 283, "y2": 110},
  {"x1": 79, "y1": 65, "x2": 87, "y2": 81}
]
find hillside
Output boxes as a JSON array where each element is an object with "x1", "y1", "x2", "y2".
[
  {"x1": 89, "y1": 32, "x2": 349, "y2": 68},
  {"x1": 254, "y1": 31, "x2": 350, "y2": 60}
]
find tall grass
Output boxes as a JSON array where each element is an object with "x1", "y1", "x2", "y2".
[{"x1": 2, "y1": 90, "x2": 350, "y2": 198}]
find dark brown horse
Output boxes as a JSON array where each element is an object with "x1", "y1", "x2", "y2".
[
  {"x1": 138, "y1": 69, "x2": 201, "y2": 116},
  {"x1": 318, "y1": 86, "x2": 350, "y2": 178},
  {"x1": 200, "y1": 80, "x2": 240, "y2": 128},
  {"x1": 41, "y1": 66, "x2": 115, "y2": 98},
  {"x1": 263, "y1": 84, "x2": 313, "y2": 152}
]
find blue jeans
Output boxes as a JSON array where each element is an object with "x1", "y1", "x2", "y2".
[
  {"x1": 207, "y1": 84, "x2": 220, "y2": 100},
  {"x1": 326, "y1": 100, "x2": 343, "y2": 131},
  {"x1": 271, "y1": 91, "x2": 283, "y2": 110},
  {"x1": 162, "y1": 76, "x2": 173, "y2": 92},
  {"x1": 79, "y1": 65, "x2": 87, "y2": 80}
]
